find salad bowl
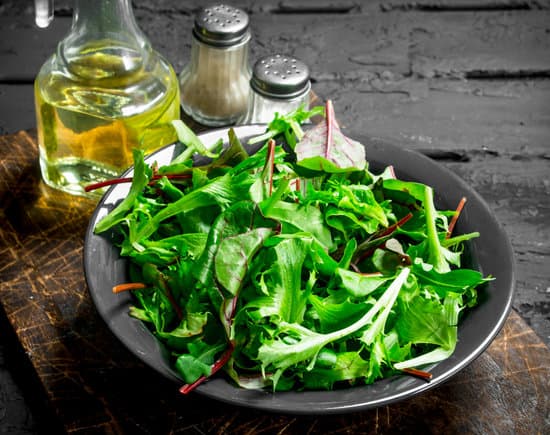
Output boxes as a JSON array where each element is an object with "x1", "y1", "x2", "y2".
[{"x1": 84, "y1": 124, "x2": 515, "y2": 414}]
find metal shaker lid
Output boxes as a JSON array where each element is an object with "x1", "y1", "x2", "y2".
[
  {"x1": 250, "y1": 54, "x2": 311, "y2": 99},
  {"x1": 193, "y1": 4, "x2": 250, "y2": 47}
]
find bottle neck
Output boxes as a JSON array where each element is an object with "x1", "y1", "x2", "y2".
[
  {"x1": 59, "y1": 0, "x2": 151, "y2": 79},
  {"x1": 72, "y1": 0, "x2": 145, "y2": 45}
]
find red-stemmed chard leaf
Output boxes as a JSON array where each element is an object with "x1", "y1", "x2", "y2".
[
  {"x1": 295, "y1": 100, "x2": 366, "y2": 173},
  {"x1": 179, "y1": 341, "x2": 235, "y2": 394}
]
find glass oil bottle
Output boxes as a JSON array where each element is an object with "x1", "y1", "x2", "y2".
[{"x1": 34, "y1": 0, "x2": 180, "y2": 197}]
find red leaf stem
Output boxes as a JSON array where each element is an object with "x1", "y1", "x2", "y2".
[
  {"x1": 222, "y1": 296, "x2": 239, "y2": 328},
  {"x1": 376, "y1": 212, "x2": 413, "y2": 240},
  {"x1": 325, "y1": 100, "x2": 334, "y2": 159},
  {"x1": 267, "y1": 139, "x2": 276, "y2": 196},
  {"x1": 85, "y1": 177, "x2": 135, "y2": 192},
  {"x1": 114, "y1": 280, "x2": 182, "y2": 321},
  {"x1": 112, "y1": 282, "x2": 147, "y2": 293},
  {"x1": 358, "y1": 272, "x2": 383, "y2": 277},
  {"x1": 163, "y1": 283, "x2": 183, "y2": 321},
  {"x1": 290, "y1": 178, "x2": 302, "y2": 203},
  {"x1": 401, "y1": 367, "x2": 433, "y2": 381},
  {"x1": 179, "y1": 341, "x2": 235, "y2": 394},
  {"x1": 355, "y1": 213, "x2": 414, "y2": 264},
  {"x1": 446, "y1": 196, "x2": 467, "y2": 238},
  {"x1": 84, "y1": 174, "x2": 191, "y2": 192}
]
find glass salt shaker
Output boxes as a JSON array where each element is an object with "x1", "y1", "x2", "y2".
[
  {"x1": 240, "y1": 54, "x2": 311, "y2": 124},
  {"x1": 179, "y1": 4, "x2": 251, "y2": 127}
]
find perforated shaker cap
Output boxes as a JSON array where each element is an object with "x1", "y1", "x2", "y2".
[
  {"x1": 193, "y1": 4, "x2": 250, "y2": 47},
  {"x1": 250, "y1": 54, "x2": 311, "y2": 99}
]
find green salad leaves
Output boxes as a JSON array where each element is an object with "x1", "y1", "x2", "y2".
[{"x1": 94, "y1": 101, "x2": 491, "y2": 393}]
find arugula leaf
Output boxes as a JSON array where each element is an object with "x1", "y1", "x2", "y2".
[
  {"x1": 170, "y1": 119, "x2": 220, "y2": 163},
  {"x1": 125, "y1": 233, "x2": 207, "y2": 265},
  {"x1": 383, "y1": 178, "x2": 452, "y2": 273},
  {"x1": 412, "y1": 259, "x2": 491, "y2": 298},
  {"x1": 130, "y1": 174, "x2": 246, "y2": 245},
  {"x1": 159, "y1": 128, "x2": 249, "y2": 177},
  {"x1": 94, "y1": 149, "x2": 150, "y2": 233},
  {"x1": 247, "y1": 104, "x2": 325, "y2": 148}
]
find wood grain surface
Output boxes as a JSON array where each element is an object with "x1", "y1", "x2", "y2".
[
  {"x1": 0, "y1": 0, "x2": 549, "y2": 433},
  {"x1": 0, "y1": 128, "x2": 548, "y2": 434}
]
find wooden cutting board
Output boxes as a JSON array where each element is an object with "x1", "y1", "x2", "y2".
[{"x1": 0, "y1": 130, "x2": 548, "y2": 434}]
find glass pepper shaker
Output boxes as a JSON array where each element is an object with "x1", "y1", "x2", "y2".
[
  {"x1": 179, "y1": 4, "x2": 251, "y2": 127},
  {"x1": 240, "y1": 54, "x2": 311, "y2": 124}
]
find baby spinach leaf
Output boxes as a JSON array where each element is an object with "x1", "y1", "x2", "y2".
[
  {"x1": 247, "y1": 104, "x2": 325, "y2": 148},
  {"x1": 308, "y1": 293, "x2": 368, "y2": 333},
  {"x1": 412, "y1": 260, "x2": 490, "y2": 297}
]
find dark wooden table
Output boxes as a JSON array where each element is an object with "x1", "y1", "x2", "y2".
[{"x1": 1, "y1": 1, "x2": 549, "y2": 434}]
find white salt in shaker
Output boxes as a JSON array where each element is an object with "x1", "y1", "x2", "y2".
[{"x1": 179, "y1": 4, "x2": 251, "y2": 126}]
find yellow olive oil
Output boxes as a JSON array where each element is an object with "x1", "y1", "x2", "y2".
[{"x1": 35, "y1": 47, "x2": 180, "y2": 198}]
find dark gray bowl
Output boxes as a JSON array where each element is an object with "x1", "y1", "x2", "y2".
[{"x1": 84, "y1": 125, "x2": 515, "y2": 414}]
